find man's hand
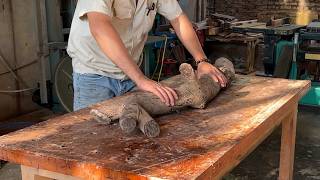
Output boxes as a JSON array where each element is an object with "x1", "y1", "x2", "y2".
[
  {"x1": 170, "y1": 14, "x2": 227, "y2": 87},
  {"x1": 136, "y1": 78, "x2": 178, "y2": 107},
  {"x1": 197, "y1": 62, "x2": 227, "y2": 87}
]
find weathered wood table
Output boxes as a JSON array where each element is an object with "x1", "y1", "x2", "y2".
[{"x1": 0, "y1": 75, "x2": 310, "y2": 180}]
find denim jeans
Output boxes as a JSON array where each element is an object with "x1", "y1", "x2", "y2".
[{"x1": 73, "y1": 73, "x2": 136, "y2": 111}]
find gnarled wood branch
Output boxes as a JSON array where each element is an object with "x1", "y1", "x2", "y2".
[{"x1": 91, "y1": 58, "x2": 236, "y2": 137}]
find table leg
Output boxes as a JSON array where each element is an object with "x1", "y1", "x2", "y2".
[
  {"x1": 279, "y1": 106, "x2": 298, "y2": 180},
  {"x1": 21, "y1": 165, "x2": 80, "y2": 180}
]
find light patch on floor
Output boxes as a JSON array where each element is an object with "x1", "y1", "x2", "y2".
[
  {"x1": 299, "y1": 167, "x2": 320, "y2": 177},
  {"x1": 0, "y1": 163, "x2": 21, "y2": 180}
]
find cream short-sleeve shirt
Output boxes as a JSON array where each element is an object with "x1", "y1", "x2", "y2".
[{"x1": 67, "y1": 0, "x2": 183, "y2": 80}]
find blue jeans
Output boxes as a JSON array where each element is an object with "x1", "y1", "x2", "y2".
[{"x1": 73, "y1": 73, "x2": 136, "y2": 111}]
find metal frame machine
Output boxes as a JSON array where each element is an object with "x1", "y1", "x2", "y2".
[{"x1": 292, "y1": 20, "x2": 320, "y2": 106}]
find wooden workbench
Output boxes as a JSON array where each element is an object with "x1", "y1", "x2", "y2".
[{"x1": 0, "y1": 75, "x2": 310, "y2": 180}]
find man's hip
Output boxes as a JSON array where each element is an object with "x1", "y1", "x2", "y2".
[{"x1": 73, "y1": 73, "x2": 136, "y2": 111}]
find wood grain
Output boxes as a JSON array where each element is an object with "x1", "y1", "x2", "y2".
[{"x1": 0, "y1": 75, "x2": 310, "y2": 180}]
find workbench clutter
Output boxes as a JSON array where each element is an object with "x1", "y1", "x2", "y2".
[
  {"x1": 91, "y1": 58, "x2": 235, "y2": 138},
  {"x1": 193, "y1": 14, "x2": 261, "y2": 75}
]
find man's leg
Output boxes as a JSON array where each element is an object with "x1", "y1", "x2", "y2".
[{"x1": 73, "y1": 73, "x2": 117, "y2": 111}]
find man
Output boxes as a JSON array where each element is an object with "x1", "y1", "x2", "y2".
[{"x1": 68, "y1": 0, "x2": 227, "y2": 111}]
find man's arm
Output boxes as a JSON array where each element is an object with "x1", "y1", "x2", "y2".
[
  {"x1": 170, "y1": 13, "x2": 227, "y2": 87},
  {"x1": 87, "y1": 12, "x2": 178, "y2": 106}
]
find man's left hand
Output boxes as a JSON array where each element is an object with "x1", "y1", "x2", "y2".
[{"x1": 197, "y1": 62, "x2": 227, "y2": 88}]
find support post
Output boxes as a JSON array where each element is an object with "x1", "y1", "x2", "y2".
[{"x1": 279, "y1": 104, "x2": 298, "y2": 180}]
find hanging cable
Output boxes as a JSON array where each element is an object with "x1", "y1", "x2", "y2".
[
  {"x1": 0, "y1": 87, "x2": 38, "y2": 93},
  {"x1": 0, "y1": 53, "x2": 19, "y2": 82},
  {"x1": 0, "y1": 60, "x2": 38, "y2": 77},
  {"x1": 151, "y1": 35, "x2": 168, "y2": 81},
  {"x1": 151, "y1": 40, "x2": 164, "y2": 80},
  {"x1": 157, "y1": 35, "x2": 168, "y2": 82},
  {"x1": 0, "y1": 53, "x2": 38, "y2": 93}
]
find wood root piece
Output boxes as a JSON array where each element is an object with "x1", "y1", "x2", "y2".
[
  {"x1": 119, "y1": 103, "x2": 138, "y2": 134},
  {"x1": 90, "y1": 109, "x2": 112, "y2": 125},
  {"x1": 119, "y1": 102, "x2": 160, "y2": 137},
  {"x1": 91, "y1": 57, "x2": 236, "y2": 137}
]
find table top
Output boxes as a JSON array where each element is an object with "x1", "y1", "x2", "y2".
[{"x1": 0, "y1": 75, "x2": 310, "y2": 179}]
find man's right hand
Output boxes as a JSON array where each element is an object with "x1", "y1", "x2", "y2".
[{"x1": 136, "y1": 78, "x2": 178, "y2": 107}]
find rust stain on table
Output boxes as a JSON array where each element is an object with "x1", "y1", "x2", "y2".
[{"x1": 0, "y1": 75, "x2": 310, "y2": 179}]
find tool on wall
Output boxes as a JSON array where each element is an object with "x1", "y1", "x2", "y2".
[{"x1": 289, "y1": 33, "x2": 299, "y2": 79}]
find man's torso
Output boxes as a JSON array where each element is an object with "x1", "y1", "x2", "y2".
[{"x1": 68, "y1": 0, "x2": 163, "y2": 80}]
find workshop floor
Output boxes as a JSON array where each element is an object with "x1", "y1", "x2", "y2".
[
  {"x1": 227, "y1": 106, "x2": 320, "y2": 180},
  {"x1": 0, "y1": 106, "x2": 319, "y2": 180}
]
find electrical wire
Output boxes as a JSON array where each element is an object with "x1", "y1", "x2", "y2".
[
  {"x1": 0, "y1": 60, "x2": 38, "y2": 77},
  {"x1": 157, "y1": 35, "x2": 168, "y2": 82},
  {"x1": 0, "y1": 51, "x2": 35, "y2": 93},
  {"x1": 0, "y1": 87, "x2": 38, "y2": 93},
  {"x1": 0, "y1": 53, "x2": 19, "y2": 82},
  {"x1": 151, "y1": 35, "x2": 168, "y2": 81},
  {"x1": 151, "y1": 42, "x2": 163, "y2": 80}
]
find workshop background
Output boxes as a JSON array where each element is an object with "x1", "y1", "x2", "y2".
[
  {"x1": 0, "y1": 0, "x2": 319, "y2": 179},
  {"x1": 213, "y1": 0, "x2": 320, "y2": 22}
]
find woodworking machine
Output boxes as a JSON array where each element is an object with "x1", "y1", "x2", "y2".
[
  {"x1": 233, "y1": 19, "x2": 320, "y2": 106},
  {"x1": 293, "y1": 20, "x2": 320, "y2": 106},
  {"x1": 233, "y1": 22, "x2": 305, "y2": 75}
]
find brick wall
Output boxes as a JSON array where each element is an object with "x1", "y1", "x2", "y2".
[{"x1": 210, "y1": 0, "x2": 320, "y2": 23}]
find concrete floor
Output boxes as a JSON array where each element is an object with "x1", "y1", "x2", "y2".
[
  {"x1": 0, "y1": 106, "x2": 319, "y2": 180},
  {"x1": 227, "y1": 106, "x2": 320, "y2": 180},
  {"x1": 0, "y1": 163, "x2": 21, "y2": 180}
]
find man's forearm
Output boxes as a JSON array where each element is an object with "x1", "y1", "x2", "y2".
[
  {"x1": 170, "y1": 13, "x2": 206, "y2": 62},
  {"x1": 88, "y1": 12, "x2": 145, "y2": 82},
  {"x1": 170, "y1": 13, "x2": 227, "y2": 87}
]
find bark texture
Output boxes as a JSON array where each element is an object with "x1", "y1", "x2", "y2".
[{"x1": 91, "y1": 57, "x2": 236, "y2": 137}]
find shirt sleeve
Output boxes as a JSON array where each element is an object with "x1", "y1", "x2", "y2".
[
  {"x1": 157, "y1": 0, "x2": 183, "y2": 21},
  {"x1": 78, "y1": 0, "x2": 114, "y2": 19}
]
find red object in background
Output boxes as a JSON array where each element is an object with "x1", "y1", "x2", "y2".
[
  {"x1": 163, "y1": 58, "x2": 178, "y2": 76},
  {"x1": 195, "y1": 28, "x2": 205, "y2": 47}
]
